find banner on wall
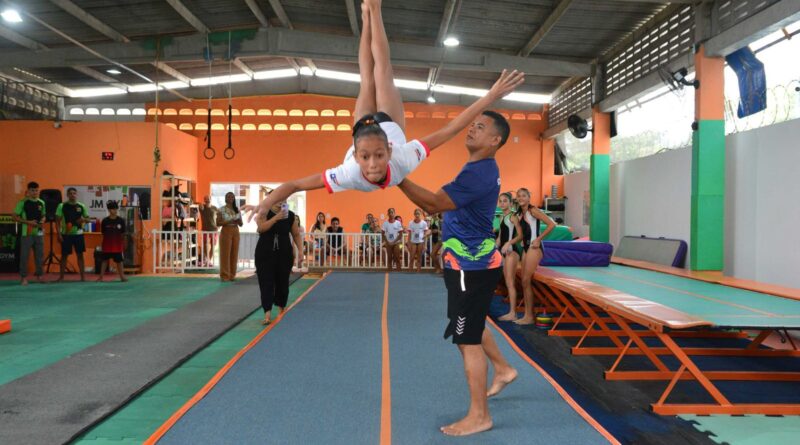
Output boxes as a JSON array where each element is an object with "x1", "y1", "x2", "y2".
[
  {"x1": 64, "y1": 185, "x2": 152, "y2": 220},
  {"x1": 0, "y1": 214, "x2": 20, "y2": 273}
]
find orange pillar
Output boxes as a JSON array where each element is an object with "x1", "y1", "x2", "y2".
[{"x1": 590, "y1": 106, "x2": 610, "y2": 242}]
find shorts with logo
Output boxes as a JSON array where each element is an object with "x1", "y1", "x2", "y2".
[
  {"x1": 61, "y1": 234, "x2": 86, "y2": 255},
  {"x1": 443, "y1": 267, "x2": 502, "y2": 345}
]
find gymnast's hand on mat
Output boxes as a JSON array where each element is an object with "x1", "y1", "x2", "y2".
[{"x1": 487, "y1": 69, "x2": 526, "y2": 101}]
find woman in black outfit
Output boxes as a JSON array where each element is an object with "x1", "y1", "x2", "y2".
[{"x1": 255, "y1": 199, "x2": 304, "y2": 325}]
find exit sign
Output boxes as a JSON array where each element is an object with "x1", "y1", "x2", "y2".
[{"x1": 102, "y1": 151, "x2": 114, "y2": 160}]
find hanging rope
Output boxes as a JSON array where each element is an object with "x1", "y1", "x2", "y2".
[
  {"x1": 203, "y1": 33, "x2": 216, "y2": 160},
  {"x1": 152, "y1": 38, "x2": 161, "y2": 178},
  {"x1": 224, "y1": 31, "x2": 236, "y2": 160}
]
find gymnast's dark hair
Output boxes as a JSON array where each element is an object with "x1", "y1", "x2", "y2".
[
  {"x1": 224, "y1": 191, "x2": 238, "y2": 214},
  {"x1": 353, "y1": 114, "x2": 389, "y2": 149},
  {"x1": 482, "y1": 110, "x2": 511, "y2": 148}
]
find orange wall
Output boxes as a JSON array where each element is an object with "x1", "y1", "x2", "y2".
[
  {"x1": 154, "y1": 94, "x2": 550, "y2": 231},
  {"x1": 0, "y1": 94, "x2": 561, "y2": 273},
  {"x1": 0, "y1": 121, "x2": 198, "y2": 273}
]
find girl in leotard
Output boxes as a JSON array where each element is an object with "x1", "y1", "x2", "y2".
[
  {"x1": 514, "y1": 188, "x2": 556, "y2": 325},
  {"x1": 495, "y1": 192, "x2": 524, "y2": 321}
]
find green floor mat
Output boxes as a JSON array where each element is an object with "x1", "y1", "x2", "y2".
[
  {"x1": 71, "y1": 277, "x2": 316, "y2": 444},
  {"x1": 0, "y1": 277, "x2": 230, "y2": 386},
  {"x1": 680, "y1": 414, "x2": 800, "y2": 445}
]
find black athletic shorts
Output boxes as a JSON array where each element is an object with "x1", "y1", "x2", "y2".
[
  {"x1": 443, "y1": 267, "x2": 502, "y2": 345},
  {"x1": 101, "y1": 252, "x2": 124, "y2": 263},
  {"x1": 61, "y1": 234, "x2": 86, "y2": 255}
]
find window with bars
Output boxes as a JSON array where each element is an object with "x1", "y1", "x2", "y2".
[
  {"x1": 716, "y1": 0, "x2": 781, "y2": 32},
  {"x1": 548, "y1": 78, "x2": 592, "y2": 128},
  {"x1": 604, "y1": 6, "x2": 695, "y2": 99}
]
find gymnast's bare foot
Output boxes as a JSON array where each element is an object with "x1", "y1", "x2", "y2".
[
  {"x1": 514, "y1": 316, "x2": 535, "y2": 325},
  {"x1": 497, "y1": 312, "x2": 517, "y2": 321},
  {"x1": 440, "y1": 414, "x2": 493, "y2": 436},
  {"x1": 487, "y1": 367, "x2": 517, "y2": 397}
]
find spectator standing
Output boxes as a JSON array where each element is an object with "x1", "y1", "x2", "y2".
[
  {"x1": 216, "y1": 192, "x2": 242, "y2": 281},
  {"x1": 55, "y1": 187, "x2": 90, "y2": 282},
  {"x1": 381, "y1": 207, "x2": 403, "y2": 271},
  {"x1": 12, "y1": 181, "x2": 46, "y2": 285}
]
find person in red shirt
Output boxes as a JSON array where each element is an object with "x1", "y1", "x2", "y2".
[{"x1": 97, "y1": 201, "x2": 127, "y2": 282}]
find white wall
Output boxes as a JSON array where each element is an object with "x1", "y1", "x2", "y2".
[
  {"x1": 564, "y1": 169, "x2": 589, "y2": 238},
  {"x1": 563, "y1": 118, "x2": 800, "y2": 289},
  {"x1": 564, "y1": 148, "x2": 692, "y2": 249},
  {"x1": 611, "y1": 148, "x2": 692, "y2": 252},
  {"x1": 725, "y1": 119, "x2": 800, "y2": 288}
]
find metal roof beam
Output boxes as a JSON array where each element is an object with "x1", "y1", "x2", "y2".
[
  {"x1": 244, "y1": 0, "x2": 271, "y2": 28},
  {"x1": 165, "y1": 0, "x2": 210, "y2": 33},
  {"x1": 345, "y1": 0, "x2": 360, "y2": 37},
  {"x1": 518, "y1": 0, "x2": 574, "y2": 57},
  {"x1": 428, "y1": 0, "x2": 460, "y2": 87},
  {"x1": 267, "y1": 0, "x2": 293, "y2": 29},
  {"x1": 51, "y1": 0, "x2": 194, "y2": 92},
  {"x1": 0, "y1": 24, "x2": 47, "y2": 50},
  {"x1": 233, "y1": 58, "x2": 255, "y2": 78},
  {"x1": 151, "y1": 61, "x2": 192, "y2": 84},
  {"x1": 49, "y1": 0, "x2": 130, "y2": 42},
  {"x1": 0, "y1": 28, "x2": 590, "y2": 77}
]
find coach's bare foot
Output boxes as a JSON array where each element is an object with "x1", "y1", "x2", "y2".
[
  {"x1": 120, "y1": 277, "x2": 128, "y2": 283},
  {"x1": 20, "y1": 278, "x2": 28, "y2": 286},
  {"x1": 488, "y1": 367, "x2": 517, "y2": 397},
  {"x1": 514, "y1": 316, "x2": 535, "y2": 325},
  {"x1": 53, "y1": 277, "x2": 64, "y2": 283},
  {"x1": 440, "y1": 415, "x2": 493, "y2": 436},
  {"x1": 497, "y1": 312, "x2": 517, "y2": 322}
]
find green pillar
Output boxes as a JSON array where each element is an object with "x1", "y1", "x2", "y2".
[
  {"x1": 589, "y1": 154, "x2": 610, "y2": 243},
  {"x1": 690, "y1": 45, "x2": 726, "y2": 271},
  {"x1": 690, "y1": 120, "x2": 725, "y2": 270},
  {"x1": 590, "y1": 107, "x2": 611, "y2": 243}
]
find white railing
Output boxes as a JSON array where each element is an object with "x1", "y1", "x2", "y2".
[
  {"x1": 152, "y1": 230, "x2": 442, "y2": 273},
  {"x1": 302, "y1": 232, "x2": 440, "y2": 270}
]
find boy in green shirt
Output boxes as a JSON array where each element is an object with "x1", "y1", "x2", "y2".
[
  {"x1": 12, "y1": 182, "x2": 46, "y2": 285},
  {"x1": 55, "y1": 187, "x2": 90, "y2": 282}
]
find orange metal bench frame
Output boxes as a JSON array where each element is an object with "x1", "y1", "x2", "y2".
[{"x1": 527, "y1": 266, "x2": 800, "y2": 415}]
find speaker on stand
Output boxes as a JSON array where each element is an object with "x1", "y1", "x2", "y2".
[{"x1": 39, "y1": 189, "x2": 68, "y2": 273}]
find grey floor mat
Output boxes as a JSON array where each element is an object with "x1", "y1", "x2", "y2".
[{"x1": 0, "y1": 273, "x2": 302, "y2": 445}]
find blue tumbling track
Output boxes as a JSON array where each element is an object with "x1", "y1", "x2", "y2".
[
  {"x1": 157, "y1": 272, "x2": 612, "y2": 444},
  {"x1": 387, "y1": 273, "x2": 608, "y2": 445}
]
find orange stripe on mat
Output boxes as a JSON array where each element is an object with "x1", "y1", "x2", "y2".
[
  {"x1": 380, "y1": 273, "x2": 392, "y2": 445},
  {"x1": 143, "y1": 272, "x2": 331, "y2": 445},
  {"x1": 486, "y1": 317, "x2": 620, "y2": 445}
]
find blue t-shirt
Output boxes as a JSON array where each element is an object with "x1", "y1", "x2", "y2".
[{"x1": 441, "y1": 159, "x2": 503, "y2": 271}]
